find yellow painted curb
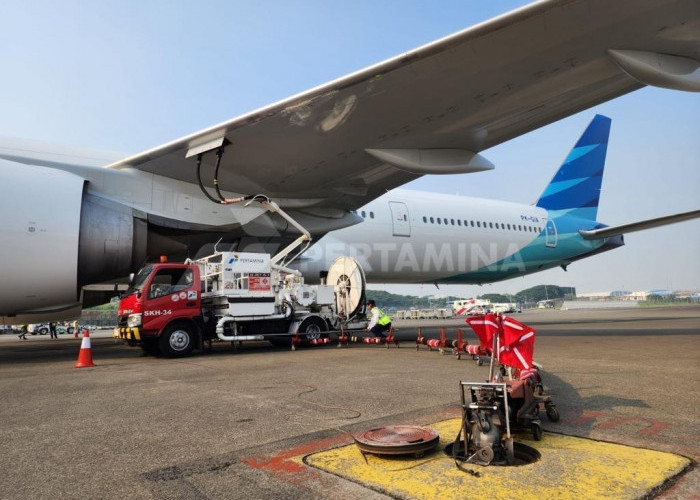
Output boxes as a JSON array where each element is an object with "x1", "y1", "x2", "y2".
[{"x1": 304, "y1": 418, "x2": 690, "y2": 500}]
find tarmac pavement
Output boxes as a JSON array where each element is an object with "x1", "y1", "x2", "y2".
[{"x1": 0, "y1": 306, "x2": 697, "y2": 499}]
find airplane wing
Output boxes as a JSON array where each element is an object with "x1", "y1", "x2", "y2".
[
  {"x1": 579, "y1": 210, "x2": 700, "y2": 240},
  {"x1": 105, "y1": 0, "x2": 699, "y2": 214}
]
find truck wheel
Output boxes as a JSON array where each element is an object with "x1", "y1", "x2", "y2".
[
  {"x1": 39, "y1": 327, "x2": 49, "y2": 335},
  {"x1": 298, "y1": 316, "x2": 327, "y2": 342},
  {"x1": 159, "y1": 323, "x2": 196, "y2": 358}
]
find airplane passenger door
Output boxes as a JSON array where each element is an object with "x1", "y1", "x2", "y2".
[
  {"x1": 389, "y1": 201, "x2": 410, "y2": 237},
  {"x1": 545, "y1": 219, "x2": 557, "y2": 248}
]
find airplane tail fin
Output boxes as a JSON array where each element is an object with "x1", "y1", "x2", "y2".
[{"x1": 535, "y1": 114, "x2": 611, "y2": 221}]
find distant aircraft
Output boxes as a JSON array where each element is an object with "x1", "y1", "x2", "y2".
[
  {"x1": 0, "y1": 0, "x2": 698, "y2": 323},
  {"x1": 295, "y1": 115, "x2": 699, "y2": 283}
]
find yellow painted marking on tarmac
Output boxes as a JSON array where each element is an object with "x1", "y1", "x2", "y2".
[{"x1": 304, "y1": 419, "x2": 690, "y2": 500}]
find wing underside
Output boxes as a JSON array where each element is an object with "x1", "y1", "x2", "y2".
[{"x1": 106, "y1": 0, "x2": 698, "y2": 213}]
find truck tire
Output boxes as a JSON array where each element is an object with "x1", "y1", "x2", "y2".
[
  {"x1": 298, "y1": 316, "x2": 327, "y2": 342},
  {"x1": 159, "y1": 322, "x2": 196, "y2": 358}
]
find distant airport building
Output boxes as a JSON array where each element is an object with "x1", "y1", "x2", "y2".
[{"x1": 574, "y1": 289, "x2": 698, "y2": 302}]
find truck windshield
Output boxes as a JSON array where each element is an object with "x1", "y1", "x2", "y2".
[{"x1": 125, "y1": 265, "x2": 153, "y2": 297}]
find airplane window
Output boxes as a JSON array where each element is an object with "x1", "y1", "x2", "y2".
[
  {"x1": 451, "y1": 219, "x2": 455, "y2": 225},
  {"x1": 403, "y1": 214, "x2": 407, "y2": 221},
  {"x1": 470, "y1": 221, "x2": 474, "y2": 227},
  {"x1": 507, "y1": 224, "x2": 511, "y2": 230},
  {"x1": 476, "y1": 221, "x2": 481, "y2": 227},
  {"x1": 361, "y1": 211, "x2": 366, "y2": 218},
  {"x1": 457, "y1": 220, "x2": 462, "y2": 226},
  {"x1": 370, "y1": 212, "x2": 374, "y2": 219},
  {"x1": 518, "y1": 225, "x2": 522, "y2": 231},
  {"x1": 423, "y1": 216, "x2": 427, "y2": 223},
  {"x1": 430, "y1": 217, "x2": 434, "y2": 223},
  {"x1": 489, "y1": 222, "x2": 493, "y2": 229},
  {"x1": 437, "y1": 218, "x2": 441, "y2": 224},
  {"x1": 495, "y1": 223, "x2": 500, "y2": 229},
  {"x1": 464, "y1": 220, "x2": 468, "y2": 226}
]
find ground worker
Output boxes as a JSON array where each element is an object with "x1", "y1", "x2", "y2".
[{"x1": 365, "y1": 300, "x2": 392, "y2": 338}]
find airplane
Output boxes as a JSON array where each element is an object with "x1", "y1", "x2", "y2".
[
  {"x1": 0, "y1": 0, "x2": 699, "y2": 323},
  {"x1": 295, "y1": 114, "x2": 699, "y2": 284}
]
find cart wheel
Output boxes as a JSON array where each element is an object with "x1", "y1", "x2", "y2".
[
  {"x1": 531, "y1": 422, "x2": 542, "y2": 441},
  {"x1": 545, "y1": 403, "x2": 560, "y2": 422}
]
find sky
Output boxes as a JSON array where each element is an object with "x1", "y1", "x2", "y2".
[{"x1": 1, "y1": 1, "x2": 698, "y2": 299}]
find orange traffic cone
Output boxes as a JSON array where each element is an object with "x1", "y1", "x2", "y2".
[{"x1": 74, "y1": 329, "x2": 95, "y2": 368}]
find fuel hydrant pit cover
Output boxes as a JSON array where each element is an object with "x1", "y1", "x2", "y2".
[{"x1": 354, "y1": 425, "x2": 439, "y2": 456}]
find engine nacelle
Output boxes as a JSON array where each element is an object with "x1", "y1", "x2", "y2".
[{"x1": 0, "y1": 161, "x2": 145, "y2": 319}]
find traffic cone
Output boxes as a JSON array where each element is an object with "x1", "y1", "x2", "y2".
[{"x1": 74, "y1": 329, "x2": 95, "y2": 368}]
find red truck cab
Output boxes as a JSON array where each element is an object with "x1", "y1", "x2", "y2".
[{"x1": 116, "y1": 262, "x2": 204, "y2": 357}]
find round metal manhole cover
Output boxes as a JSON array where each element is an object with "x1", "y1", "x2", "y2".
[{"x1": 354, "y1": 426, "x2": 439, "y2": 456}]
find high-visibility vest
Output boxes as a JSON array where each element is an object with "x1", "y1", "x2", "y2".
[{"x1": 375, "y1": 307, "x2": 391, "y2": 326}]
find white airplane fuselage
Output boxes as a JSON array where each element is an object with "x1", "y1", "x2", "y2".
[{"x1": 298, "y1": 189, "x2": 608, "y2": 284}]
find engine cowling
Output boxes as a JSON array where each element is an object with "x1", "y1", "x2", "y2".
[{"x1": 0, "y1": 161, "x2": 145, "y2": 318}]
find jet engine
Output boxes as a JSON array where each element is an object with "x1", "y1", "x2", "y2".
[{"x1": 0, "y1": 161, "x2": 145, "y2": 319}]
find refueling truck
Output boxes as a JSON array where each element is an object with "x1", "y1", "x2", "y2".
[
  {"x1": 114, "y1": 193, "x2": 369, "y2": 357},
  {"x1": 115, "y1": 251, "x2": 368, "y2": 357}
]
